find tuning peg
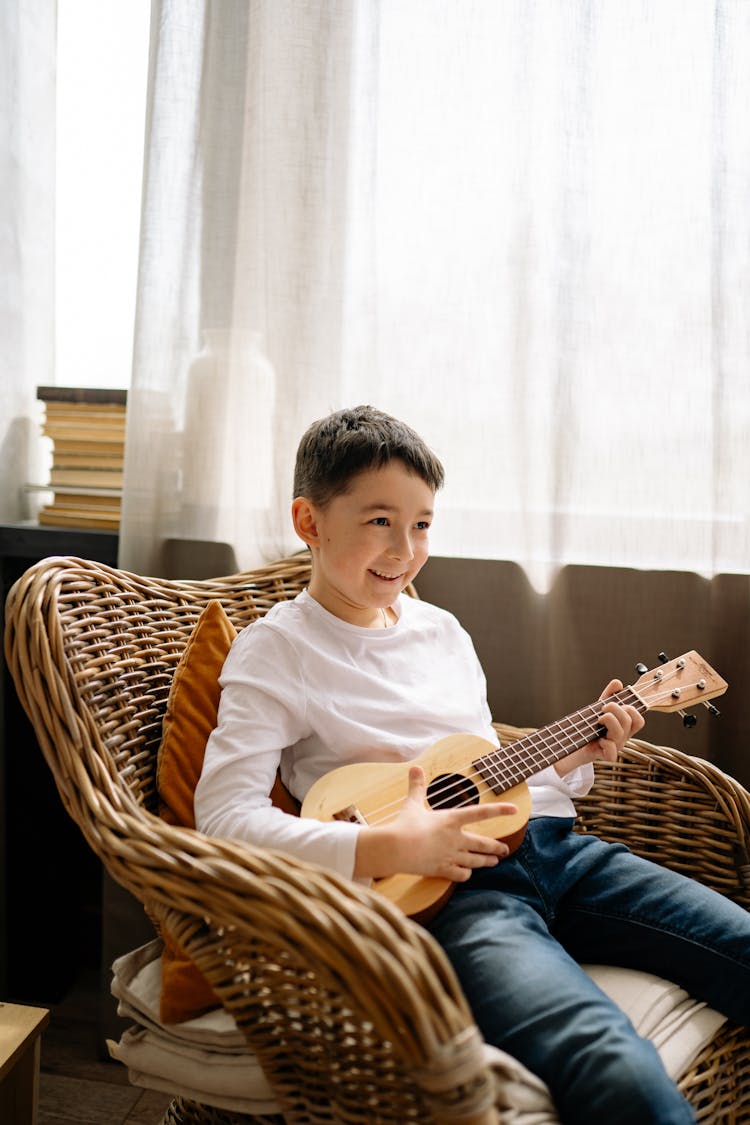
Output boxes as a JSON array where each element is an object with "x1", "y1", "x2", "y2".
[
  {"x1": 635, "y1": 662, "x2": 648, "y2": 675},
  {"x1": 679, "y1": 710, "x2": 698, "y2": 728},
  {"x1": 658, "y1": 652, "x2": 669, "y2": 664},
  {"x1": 703, "y1": 701, "x2": 721, "y2": 717}
]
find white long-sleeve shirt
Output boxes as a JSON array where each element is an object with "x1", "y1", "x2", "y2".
[{"x1": 194, "y1": 590, "x2": 593, "y2": 879}]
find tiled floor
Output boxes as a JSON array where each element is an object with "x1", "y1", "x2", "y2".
[{"x1": 38, "y1": 968, "x2": 172, "y2": 1125}]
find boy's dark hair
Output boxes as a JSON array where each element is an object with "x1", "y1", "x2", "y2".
[{"x1": 294, "y1": 405, "x2": 445, "y2": 506}]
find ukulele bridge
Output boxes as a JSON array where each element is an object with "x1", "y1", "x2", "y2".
[{"x1": 332, "y1": 804, "x2": 369, "y2": 825}]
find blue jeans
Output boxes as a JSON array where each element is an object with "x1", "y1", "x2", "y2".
[{"x1": 427, "y1": 817, "x2": 750, "y2": 1125}]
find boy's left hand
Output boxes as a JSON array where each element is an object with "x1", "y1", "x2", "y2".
[{"x1": 555, "y1": 679, "x2": 645, "y2": 776}]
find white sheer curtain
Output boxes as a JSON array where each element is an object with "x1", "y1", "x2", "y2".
[
  {"x1": 121, "y1": 0, "x2": 750, "y2": 588},
  {"x1": 0, "y1": 1, "x2": 56, "y2": 522}
]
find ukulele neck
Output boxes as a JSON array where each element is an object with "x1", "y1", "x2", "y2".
[{"x1": 475, "y1": 687, "x2": 646, "y2": 794}]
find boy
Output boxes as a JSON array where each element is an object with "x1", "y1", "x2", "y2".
[{"x1": 194, "y1": 405, "x2": 749, "y2": 1125}]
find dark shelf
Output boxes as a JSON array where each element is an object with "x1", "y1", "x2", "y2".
[{"x1": 0, "y1": 523, "x2": 119, "y2": 1003}]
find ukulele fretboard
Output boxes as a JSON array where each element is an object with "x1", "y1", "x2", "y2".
[{"x1": 475, "y1": 687, "x2": 646, "y2": 795}]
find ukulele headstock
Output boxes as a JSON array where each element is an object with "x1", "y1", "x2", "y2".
[{"x1": 631, "y1": 651, "x2": 727, "y2": 715}]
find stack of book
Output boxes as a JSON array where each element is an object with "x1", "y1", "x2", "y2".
[{"x1": 35, "y1": 386, "x2": 127, "y2": 530}]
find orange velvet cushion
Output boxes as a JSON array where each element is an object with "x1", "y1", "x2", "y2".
[
  {"x1": 156, "y1": 599, "x2": 238, "y2": 1023},
  {"x1": 156, "y1": 599, "x2": 301, "y2": 1024},
  {"x1": 158, "y1": 600, "x2": 237, "y2": 831}
]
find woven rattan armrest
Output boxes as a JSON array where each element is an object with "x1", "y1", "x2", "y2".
[{"x1": 117, "y1": 813, "x2": 498, "y2": 1125}]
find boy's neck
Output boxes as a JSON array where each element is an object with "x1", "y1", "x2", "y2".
[{"x1": 307, "y1": 584, "x2": 395, "y2": 629}]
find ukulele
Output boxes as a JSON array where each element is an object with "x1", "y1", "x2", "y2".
[{"x1": 301, "y1": 651, "x2": 727, "y2": 922}]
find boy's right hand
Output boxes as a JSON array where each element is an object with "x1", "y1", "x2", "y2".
[{"x1": 354, "y1": 765, "x2": 517, "y2": 882}]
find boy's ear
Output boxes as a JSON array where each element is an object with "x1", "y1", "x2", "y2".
[{"x1": 291, "y1": 496, "x2": 320, "y2": 547}]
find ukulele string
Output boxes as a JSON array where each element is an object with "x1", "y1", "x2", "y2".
[
  {"x1": 360, "y1": 689, "x2": 630, "y2": 827},
  {"x1": 362, "y1": 675, "x2": 688, "y2": 828},
  {"x1": 469, "y1": 668, "x2": 692, "y2": 795},
  {"x1": 359, "y1": 673, "x2": 691, "y2": 829}
]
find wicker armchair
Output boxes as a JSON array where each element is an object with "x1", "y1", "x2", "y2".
[{"x1": 5, "y1": 553, "x2": 750, "y2": 1124}]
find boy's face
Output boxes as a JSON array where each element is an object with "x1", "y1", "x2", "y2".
[{"x1": 297, "y1": 460, "x2": 434, "y2": 627}]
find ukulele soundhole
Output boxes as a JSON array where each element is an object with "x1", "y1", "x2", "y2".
[{"x1": 426, "y1": 772, "x2": 480, "y2": 810}]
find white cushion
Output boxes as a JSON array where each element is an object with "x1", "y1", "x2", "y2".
[
  {"x1": 108, "y1": 939, "x2": 726, "y2": 1120},
  {"x1": 582, "y1": 963, "x2": 727, "y2": 1079}
]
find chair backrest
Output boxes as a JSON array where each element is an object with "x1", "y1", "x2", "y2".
[
  {"x1": 6, "y1": 552, "x2": 499, "y2": 1125},
  {"x1": 4, "y1": 552, "x2": 311, "y2": 870}
]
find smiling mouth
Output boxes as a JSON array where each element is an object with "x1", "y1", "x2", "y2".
[{"x1": 370, "y1": 569, "x2": 401, "y2": 581}]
